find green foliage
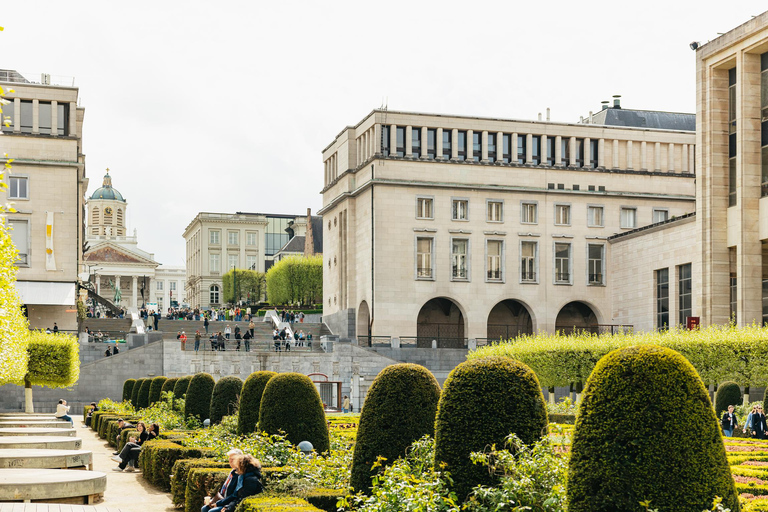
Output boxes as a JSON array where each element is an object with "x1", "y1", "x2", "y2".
[
  {"x1": 139, "y1": 439, "x2": 211, "y2": 491},
  {"x1": 434, "y1": 356, "x2": 548, "y2": 500},
  {"x1": 137, "y1": 378, "x2": 152, "y2": 409},
  {"x1": 174, "y1": 375, "x2": 192, "y2": 400},
  {"x1": 238, "y1": 496, "x2": 324, "y2": 512},
  {"x1": 149, "y1": 376, "x2": 168, "y2": 405},
  {"x1": 97, "y1": 397, "x2": 135, "y2": 415},
  {"x1": 266, "y1": 255, "x2": 323, "y2": 306},
  {"x1": 122, "y1": 379, "x2": 136, "y2": 402},
  {"x1": 136, "y1": 391, "x2": 188, "y2": 431},
  {"x1": 185, "y1": 372, "x2": 216, "y2": 422},
  {"x1": 716, "y1": 381, "x2": 743, "y2": 416},
  {"x1": 259, "y1": 372, "x2": 330, "y2": 453},
  {"x1": 184, "y1": 467, "x2": 232, "y2": 512},
  {"x1": 162, "y1": 377, "x2": 178, "y2": 395},
  {"x1": 304, "y1": 488, "x2": 347, "y2": 512},
  {"x1": 131, "y1": 378, "x2": 147, "y2": 406},
  {"x1": 170, "y1": 458, "x2": 230, "y2": 507},
  {"x1": 209, "y1": 375, "x2": 243, "y2": 424},
  {"x1": 222, "y1": 268, "x2": 267, "y2": 304},
  {"x1": 26, "y1": 331, "x2": 79, "y2": 387},
  {"x1": 567, "y1": 345, "x2": 739, "y2": 512},
  {"x1": 238, "y1": 371, "x2": 277, "y2": 435},
  {"x1": 117, "y1": 428, "x2": 137, "y2": 451},
  {"x1": 351, "y1": 363, "x2": 441, "y2": 493}
]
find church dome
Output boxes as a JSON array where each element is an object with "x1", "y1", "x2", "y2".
[{"x1": 90, "y1": 171, "x2": 125, "y2": 202}]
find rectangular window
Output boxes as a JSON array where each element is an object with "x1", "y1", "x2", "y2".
[
  {"x1": 763, "y1": 53, "x2": 768, "y2": 196},
  {"x1": 457, "y1": 131, "x2": 466, "y2": 161},
  {"x1": 730, "y1": 67, "x2": 737, "y2": 206},
  {"x1": 411, "y1": 127, "x2": 421, "y2": 158},
  {"x1": 452, "y1": 199, "x2": 468, "y2": 221},
  {"x1": 170, "y1": 282, "x2": 177, "y2": 291},
  {"x1": 561, "y1": 138, "x2": 569, "y2": 166},
  {"x1": 487, "y1": 200, "x2": 503, "y2": 222},
  {"x1": 554, "y1": 243, "x2": 571, "y2": 284},
  {"x1": 381, "y1": 125, "x2": 390, "y2": 157},
  {"x1": 486, "y1": 240, "x2": 502, "y2": 281},
  {"x1": 228, "y1": 254, "x2": 239, "y2": 269},
  {"x1": 501, "y1": 134, "x2": 511, "y2": 163},
  {"x1": 730, "y1": 273, "x2": 737, "y2": 324},
  {"x1": 472, "y1": 132, "x2": 481, "y2": 162},
  {"x1": 57, "y1": 103, "x2": 68, "y2": 136},
  {"x1": 209, "y1": 253, "x2": 220, "y2": 273},
  {"x1": 157, "y1": 281, "x2": 164, "y2": 290},
  {"x1": 416, "y1": 237, "x2": 434, "y2": 279},
  {"x1": 653, "y1": 209, "x2": 669, "y2": 223},
  {"x1": 417, "y1": 197, "x2": 434, "y2": 219},
  {"x1": 246, "y1": 232, "x2": 258, "y2": 246},
  {"x1": 228, "y1": 231, "x2": 239, "y2": 245},
  {"x1": 246, "y1": 254, "x2": 258, "y2": 270},
  {"x1": 8, "y1": 219, "x2": 28, "y2": 265},
  {"x1": 395, "y1": 126, "x2": 405, "y2": 157},
  {"x1": 20, "y1": 100, "x2": 33, "y2": 133},
  {"x1": 588, "y1": 244, "x2": 604, "y2": 285},
  {"x1": 426, "y1": 128, "x2": 436, "y2": 159},
  {"x1": 451, "y1": 238, "x2": 469, "y2": 280},
  {"x1": 620, "y1": 207, "x2": 637, "y2": 229},
  {"x1": 587, "y1": 205, "x2": 604, "y2": 227},
  {"x1": 521, "y1": 202, "x2": 537, "y2": 224},
  {"x1": 38, "y1": 102, "x2": 52, "y2": 135},
  {"x1": 517, "y1": 134, "x2": 525, "y2": 164},
  {"x1": 531, "y1": 135, "x2": 541, "y2": 165},
  {"x1": 678, "y1": 263, "x2": 692, "y2": 326},
  {"x1": 589, "y1": 139, "x2": 599, "y2": 168},
  {"x1": 8, "y1": 176, "x2": 28, "y2": 199},
  {"x1": 657, "y1": 268, "x2": 669, "y2": 330},
  {"x1": 555, "y1": 204, "x2": 571, "y2": 226},
  {"x1": 546, "y1": 137, "x2": 556, "y2": 166},
  {"x1": 442, "y1": 130, "x2": 452, "y2": 159},
  {"x1": 209, "y1": 230, "x2": 220, "y2": 245},
  {"x1": 575, "y1": 138, "x2": 585, "y2": 167},
  {"x1": 729, "y1": 158, "x2": 737, "y2": 206},
  {"x1": 487, "y1": 133, "x2": 496, "y2": 163},
  {"x1": 521, "y1": 241, "x2": 537, "y2": 282}
]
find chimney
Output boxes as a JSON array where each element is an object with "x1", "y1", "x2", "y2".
[
  {"x1": 601, "y1": 101, "x2": 610, "y2": 110},
  {"x1": 588, "y1": 111, "x2": 593, "y2": 124},
  {"x1": 546, "y1": 108, "x2": 550, "y2": 121},
  {"x1": 304, "y1": 208, "x2": 314, "y2": 257},
  {"x1": 613, "y1": 95, "x2": 622, "y2": 109},
  {"x1": 538, "y1": 112, "x2": 542, "y2": 121}
]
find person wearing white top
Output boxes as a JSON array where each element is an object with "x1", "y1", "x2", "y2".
[{"x1": 55, "y1": 399, "x2": 72, "y2": 426}]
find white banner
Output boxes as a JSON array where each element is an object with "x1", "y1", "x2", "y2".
[{"x1": 45, "y1": 211, "x2": 56, "y2": 271}]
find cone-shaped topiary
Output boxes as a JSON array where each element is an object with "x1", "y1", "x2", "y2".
[
  {"x1": 237, "y1": 371, "x2": 277, "y2": 435},
  {"x1": 162, "y1": 377, "x2": 179, "y2": 396},
  {"x1": 209, "y1": 376, "x2": 243, "y2": 424},
  {"x1": 185, "y1": 373, "x2": 216, "y2": 421},
  {"x1": 351, "y1": 363, "x2": 441, "y2": 493},
  {"x1": 434, "y1": 356, "x2": 548, "y2": 500},
  {"x1": 122, "y1": 379, "x2": 136, "y2": 403},
  {"x1": 567, "y1": 345, "x2": 739, "y2": 512},
  {"x1": 173, "y1": 375, "x2": 192, "y2": 400},
  {"x1": 131, "y1": 378, "x2": 147, "y2": 407},
  {"x1": 149, "y1": 376, "x2": 168, "y2": 405},
  {"x1": 137, "y1": 377, "x2": 152, "y2": 409},
  {"x1": 715, "y1": 381, "x2": 742, "y2": 416},
  {"x1": 259, "y1": 372, "x2": 329, "y2": 453}
]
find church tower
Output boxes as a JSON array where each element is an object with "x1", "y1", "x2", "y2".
[{"x1": 87, "y1": 170, "x2": 127, "y2": 237}]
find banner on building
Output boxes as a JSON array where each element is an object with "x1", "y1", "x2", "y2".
[{"x1": 45, "y1": 211, "x2": 56, "y2": 271}]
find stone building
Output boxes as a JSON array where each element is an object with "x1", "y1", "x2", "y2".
[
  {"x1": 320, "y1": 106, "x2": 697, "y2": 342},
  {"x1": 0, "y1": 70, "x2": 87, "y2": 331}
]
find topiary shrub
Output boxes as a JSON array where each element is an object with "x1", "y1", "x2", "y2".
[
  {"x1": 162, "y1": 377, "x2": 179, "y2": 396},
  {"x1": 171, "y1": 458, "x2": 230, "y2": 507},
  {"x1": 259, "y1": 372, "x2": 330, "y2": 453},
  {"x1": 131, "y1": 378, "x2": 147, "y2": 407},
  {"x1": 304, "y1": 489, "x2": 346, "y2": 512},
  {"x1": 137, "y1": 378, "x2": 152, "y2": 409},
  {"x1": 567, "y1": 345, "x2": 739, "y2": 512},
  {"x1": 714, "y1": 381, "x2": 742, "y2": 416},
  {"x1": 26, "y1": 331, "x2": 80, "y2": 387},
  {"x1": 139, "y1": 439, "x2": 211, "y2": 490},
  {"x1": 209, "y1": 375, "x2": 243, "y2": 424},
  {"x1": 184, "y1": 468, "x2": 233, "y2": 512},
  {"x1": 122, "y1": 379, "x2": 136, "y2": 402},
  {"x1": 184, "y1": 373, "x2": 216, "y2": 422},
  {"x1": 434, "y1": 356, "x2": 548, "y2": 500},
  {"x1": 149, "y1": 376, "x2": 168, "y2": 404},
  {"x1": 238, "y1": 496, "x2": 323, "y2": 512},
  {"x1": 173, "y1": 375, "x2": 192, "y2": 400},
  {"x1": 350, "y1": 363, "x2": 441, "y2": 492},
  {"x1": 238, "y1": 371, "x2": 277, "y2": 435}
]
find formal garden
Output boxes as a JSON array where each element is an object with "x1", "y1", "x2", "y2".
[{"x1": 84, "y1": 326, "x2": 768, "y2": 512}]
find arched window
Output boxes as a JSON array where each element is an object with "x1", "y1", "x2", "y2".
[{"x1": 210, "y1": 284, "x2": 220, "y2": 304}]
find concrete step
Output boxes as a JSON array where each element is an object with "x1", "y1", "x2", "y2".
[
  {"x1": 0, "y1": 505, "x2": 120, "y2": 512},
  {"x1": 0, "y1": 468, "x2": 106, "y2": 504},
  {"x1": 0, "y1": 436, "x2": 83, "y2": 450},
  {"x1": 0, "y1": 449, "x2": 93, "y2": 470},
  {"x1": 0, "y1": 420, "x2": 72, "y2": 429},
  {"x1": 0, "y1": 427, "x2": 76, "y2": 437},
  {"x1": 0, "y1": 414, "x2": 55, "y2": 418}
]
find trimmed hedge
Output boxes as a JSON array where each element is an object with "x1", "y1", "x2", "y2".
[
  {"x1": 137, "y1": 378, "x2": 152, "y2": 409},
  {"x1": 162, "y1": 377, "x2": 179, "y2": 396},
  {"x1": 139, "y1": 439, "x2": 211, "y2": 491},
  {"x1": 149, "y1": 376, "x2": 168, "y2": 404},
  {"x1": 90, "y1": 410, "x2": 112, "y2": 431},
  {"x1": 173, "y1": 375, "x2": 192, "y2": 399},
  {"x1": 238, "y1": 496, "x2": 323, "y2": 512},
  {"x1": 26, "y1": 331, "x2": 80, "y2": 387},
  {"x1": 184, "y1": 468, "x2": 232, "y2": 512},
  {"x1": 350, "y1": 363, "x2": 441, "y2": 492},
  {"x1": 715, "y1": 381, "x2": 742, "y2": 416},
  {"x1": 209, "y1": 375, "x2": 243, "y2": 424},
  {"x1": 567, "y1": 345, "x2": 739, "y2": 512},
  {"x1": 131, "y1": 378, "x2": 147, "y2": 407},
  {"x1": 434, "y1": 356, "x2": 548, "y2": 500},
  {"x1": 237, "y1": 371, "x2": 277, "y2": 435},
  {"x1": 122, "y1": 379, "x2": 136, "y2": 402},
  {"x1": 185, "y1": 373, "x2": 216, "y2": 422},
  {"x1": 304, "y1": 488, "x2": 346, "y2": 512},
  {"x1": 171, "y1": 458, "x2": 230, "y2": 507},
  {"x1": 259, "y1": 372, "x2": 330, "y2": 453},
  {"x1": 548, "y1": 413, "x2": 576, "y2": 424},
  {"x1": 118, "y1": 428, "x2": 138, "y2": 451}
]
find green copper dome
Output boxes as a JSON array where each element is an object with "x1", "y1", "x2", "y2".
[{"x1": 90, "y1": 171, "x2": 125, "y2": 202}]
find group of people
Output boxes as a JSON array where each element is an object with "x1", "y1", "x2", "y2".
[
  {"x1": 111, "y1": 418, "x2": 160, "y2": 472},
  {"x1": 201, "y1": 449, "x2": 264, "y2": 512},
  {"x1": 104, "y1": 344, "x2": 120, "y2": 357},
  {"x1": 278, "y1": 310, "x2": 305, "y2": 323},
  {"x1": 271, "y1": 328, "x2": 312, "y2": 352},
  {"x1": 720, "y1": 404, "x2": 768, "y2": 438},
  {"x1": 203, "y1": 330, "x2": 254, "y2": 352}
]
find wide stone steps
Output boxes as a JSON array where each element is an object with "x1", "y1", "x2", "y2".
[
  {"x1": 0, "y1": 421, "x2": 72, "y2": 429},
  {"x1": 0, "y1": 428, "x2": 77, "y2": 437},
  {"x1": 0, "y1": 468, "x2": 106, "y2": 504}
]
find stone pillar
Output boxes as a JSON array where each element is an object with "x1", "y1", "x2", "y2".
[
  {"x1": 51, "y1": 100, "x2": 58, "y2": 137},
  {"x1": 405, "y1": 126, "x2": 413, "y2": 158},
  {"x1": 541, "y1": 134, "x2": 547, "y2": 165},
  {"x1": 555, "y1": 135, "x2": 562, "y2": 165},
  {"x1": 584, "y1": 137, "x2": 591, "y2": 168},
  {"x1": 32, "y1": 99, "x2": 39, "y2": 134},
  {"x1": 497, "y1": 131, "x2": 504, "y2": 162},
  {"x1": 525, "y1": 133, "x2": 532, "y2": 165},
  {"x1": 598, "y1": 138, "x2": 605, "y2": 168},
  {"x1": 356, "y1": 138, "x2": 361, "y2": 166},
  {"x1": 612, "y1": 140, "x2": 619, "y2": 169},
  {"x1": 668, "y1": 143, "x2": 675, "y2": 172},
  {"x1": 481, "y1": 131, "x2": 488, "y2": 162},
  {"x1": 373, "y1": 123, "x2": 382, "y2": 155},
  {"x1": 13, "y1": 98, "x2": 20, "y2": 132},
  {"x1": 682, "y1": 144, "x2": 688, "y2": 173},
  {"x1": 370, "y1": 128, "x2": 375, "y2": 157},
  {"x1": 569, "y1": 136, "x2": 576, "y2": 167},
  {"x1": 451, "y1": 129, "x2": 458, "y2": 160},
  {"x1": 689, "y1": 144, "x2": 695, "y2": 173},
  {"x1": 390, "y1": 124, "x2": 397, "y2": 156},
  {"x1": 69, "y1": 102, "x2": 77, "y2": 136},
  {"x1": 421, "y1": 127, "x2": 428, "y2": 159},
  {"x1": 132, "y1": 276, "x2": 138, "y2": 309},
  {"x1": 511, "y1": 133, "x2": 518, "y2": 163},
  {"x1": 627, "y1": 140, "x2": 634, "y2": 170},
  {"x1": 436, "y1": 128, "x2": 443, "y2": 159},
  {"x1": 467, "y1": 129, "x2": 474, "y2": 161},
  {"x1": 641, "y1": 141, "x2": 647, "y2": 170},
  {"x1": 654, "y1": 142, "x2": 662, "y2": 171}
]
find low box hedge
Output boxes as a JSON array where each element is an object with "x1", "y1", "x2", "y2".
[
  {"x1": 237, "y1": 496, "x2": 323, "y2": 512},
  {"x1": 99, "y1": 416, "x2": 120, "y2": 438},
  {"x1": 304, "y1": 488, "x2": 346, "y2": 512},
  {"x1": 140, "y1": 440, "x2": 212, "y2": 491},
  {"x1": 735, "y1": 481, "x2": 768, "y2": 496},
  {"x1": 261, "y1": 467, "x2": 290, "y2": 485},
  {"x1": 91, "y1": 411, "x2": 116, "y2": 432},
  {"x1": 184, "y1": 468, "x2": 231, "y2": 512},
  {"x1": 548, "y1": 413, "x2": 576, "y2": 424},
  {"x1": 171, "y1": 458, "x2": 230, "y2": 507},
  {"x1": 118, "y1": 429, "x2": 138, "y2": 451},
  {"x1": 104, "y1": 419, "x2": 122, "y2": 443}
]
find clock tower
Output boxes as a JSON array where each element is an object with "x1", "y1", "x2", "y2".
[{"x1": 87, "y1": 170, "x2": 127, "y2": 237}]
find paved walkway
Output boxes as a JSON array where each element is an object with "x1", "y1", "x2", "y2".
[{"x1": 74, "y1": 415, "x2": 175, "y2": 512}]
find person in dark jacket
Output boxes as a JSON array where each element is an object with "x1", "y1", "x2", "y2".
[
  {"x1": 755, "y1": 406, "x2": 768, "y2": 439},
  {"x1": 112, "y1": 421, "x2": 148, "y2": 472},
  {"x1": 206, "y1": 454, "x2": 263, "y2": 512},
  {"x1": 202, "y1": 449, "x2": 244, "y2": 512},
  {"x1": 721, "y1": 404, "x2": 739, "y2": 437},
  {"x1": 84, "y1": 402, "x2": 98, "y2": 427}
]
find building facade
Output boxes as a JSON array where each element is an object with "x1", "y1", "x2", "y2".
[
  {"x1": 320, "y1": 108, "x2": 697, "y2": 341},
  {"x1": 153, "y1": 265, "x2": 186, "y2": 311},
  {"x1": 1, "y1": 70, "x2": 87, "y2": 331}
]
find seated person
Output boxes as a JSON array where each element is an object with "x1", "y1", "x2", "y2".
[
  {"x1": 55, "y1": 399, "x2": 72, "y2": 426},
  {"x1": 202, "y1": 449, "x2": 243, "y2": 512},
  {"x1": 112, "y1": 421, "x2": 148, "y2": 472},
  {"x1": 112, "y1": 418, "x2": 135, "y2": 454},
  {"x1": 204, "y1": 454, "x2": 263, "y2": 512},
  {"x1": 84, "y1": 401, "x2": 98, "y2": 427},
  {"x1": 148, "y1": 422, "x2": 160, "y2": 440}
]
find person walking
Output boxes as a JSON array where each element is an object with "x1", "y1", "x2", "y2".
[
  {"x1": 721, "y1": 404, "x2": 738, "y2": 437},
  {"x1": 756, "y1": 406, "x2": 767, "y2": 439},
  {"x1": 243, "y1": 330, "x2": 252, "y2": 352},
  {"x1": 342, "y1": 395, "x2": 350, "y2": 414},
  {"x1": 204, "y1": 315, "x2": 210, "y2": 334},
  {"x1": 225, "y1": 325, "x2": 232, "y2": 340},
  {"x1": 112, "y1": 344, "x2": 119, "y2": 356},
  {"x1": 248, "y1": 320, "x2": 255, "y2": 338},
  {"x1": 195, "y1": 330, "x2": 201, "y2": 353}
]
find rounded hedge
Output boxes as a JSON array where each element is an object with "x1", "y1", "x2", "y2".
[
  {"x1": 259, "y1": 372, "x2": 330, "y2": 453},
  {"x1": 714, "y1": 381, "x2": 742, "y2": 416},
  {"x1": 137, "y1": 378, "x2": 152, "y2": 409},
  {"x1": 149, "y1": 376, "x2": 168, "y2": 405},
  {"x1": 173, "y1": 375, "x2": 192, "y2": 400},
  {"x1": 237, "y1": 371, "x2": 277, "y2": 435},
  {"x1": 351, "y1": 363, "x2": 441, "y2": 493},
  {"x1": 122, "y1": 379, "x2": 136, "y2": 403},
  {"x1": 162, "y1": 377, "x2": 179, "y2": 396},
  {"x1": 434, "y1": 356, "x2": 548, "y2": 500},
  {"x1": 185, "y1": 373, "x2": 216, "y2": 421},
  {"x1": 209, "y1": 376, "x2": 243, "y2": 424},
  {"x1": 567, "y1": 345, "x2": 738, "y2": 512},
  {"x1": 131, "y1": 378, "x2": 147, "y2": 407}
]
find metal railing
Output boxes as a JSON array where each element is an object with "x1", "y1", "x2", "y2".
[
  {"x1": 357, "y1": 336, "x2": 392, "y2": 347},
  {"x1": 588, "y1": 273, "x2": 603, "y2": 284},
  {"x1": 181, "y1": 338, "x2": 313, "y2": 352},
  {"x1": 417, "y1": 268, "x2": 433, "y2": 278},
  {"x1": 0, "y1": 70, "x2": 75, "y2": 87},
  {"x1": 487, "y1": 269, "x2": 502, "y2": 280},
  {"x1": 521, "y1": 271, "x2": 536, "y2": 281},
  {"x1": 554, "y1": 324, "x2": 633, "y2": 335},
  {"x1": 555, "y1": 272, "x2": 570, "y2": 282},
  {"x1": 399, "y1": 337, "x2": 468, "y2": 349}
]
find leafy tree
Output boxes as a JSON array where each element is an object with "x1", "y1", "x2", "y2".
[
  {"x1": 222, "y1": 269, "x2": 266, "y2": 304},
  {"x1": 265, "y1": 255, "x2": 322, "y2": 306},
  {"x1": 24, "y1": 331, "x2": 80, "y2": 412}
]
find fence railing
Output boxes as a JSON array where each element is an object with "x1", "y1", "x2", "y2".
[
  {"x1": 399, "y1": 337, "x2": 468, "y2": 349},
  {"x1": 357, "y1": 336, "x2": 392, "y2": 347}
]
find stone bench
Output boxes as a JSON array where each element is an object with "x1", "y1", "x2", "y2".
[
  {"x1": 0, "y1": 421, "x2": 72, "y2": 429},
  {"x1": 0, "y1": 468, "x2": 105, "y2": 504},
  {"x1": 0, "y1": 505, "x2": 121, "y2": 512},
  {"x1": 0, "y1": 436, "x2": 82, "y2": 450},
  {"x1": 0, "y1": 428, "x2": 76, "y2": 437},
  {"x1": 0, "y1": 449, "x2": 93, "y2": 470},
  {"x1": 0, "y1": 414, "x2": 55, "y2": 419}
]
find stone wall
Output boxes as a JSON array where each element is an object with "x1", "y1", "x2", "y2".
[{"x1": 322, "y1": 308, "x2": 355, "y2": 339}]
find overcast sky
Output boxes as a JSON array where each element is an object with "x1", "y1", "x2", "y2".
[{"x1": 2, "y1": 1, "x2": 766, "y2": 266}]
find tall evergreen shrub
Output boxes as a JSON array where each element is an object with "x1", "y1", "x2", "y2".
[
  {"x1": 137, "y1": 377, "x2": 152, "y2": 409},
  {"x1": 122, "y1": 379, "x2": 136, "y2": 402},
  {"x1": 185, "y1": 373, "x2": 216, "y2": 421},
  {"x1": 173, "y1": 375, "x2": 192, "y2": 400},
  {"x1": 162, "y1": 377, "x2": 179, "y2": 396},
  {"x1": 209, "y1": 376, "x2": 243, "y2": 424},
  {"x1": 237, "y1": 371, "x2": 276, "y2": 435},
  {"x1": 149, "y1": 376, "x2": 168, "y2": 405},
  {"x1": 714, "y1": 381, "x2": 742, "y2": 416},
  {"x1": 131, "y1": 378, "x2": 147, "y2": 407}
]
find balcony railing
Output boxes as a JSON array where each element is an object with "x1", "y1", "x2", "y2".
[
  {"x1": 555, "y1": 272, "x2": 570, "y2": 283},
  {"x1": 521, "y1": 271, "x2": 536, "y2": 282},
  {"x1": 487, "y1": 269, "x2": 502, "y2": 280},
  {"x1": 417, "y1": 267, "x2": 433, "y2": 278},
  {"x1": 588, "y1": 273, "x2": 603, "y2": 284},
  {"x1": 0, "y1": 70, "x2": 76, "y2": 87}
]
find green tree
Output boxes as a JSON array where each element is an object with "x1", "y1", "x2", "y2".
[
  {"x1": 222, "y1": 269, "x2": 267, "y2": 304},
  {"x1": 714, "y1": 381, "x2": 742, "y2": 416},
  {"x1": 209, "y1": 376, "x2": 243, "y2": 424},
  {"x1": 237, "y1": 371, "x2": 276, "y2": 435},
  {"x1": 265, "y1": 255, "x2": 322, "y2": 306},
  {"x1": 24, "y1": 331, "x2": 80, "y2": 412},
  {"x1": 185, "y1": 373, "x2": 216, "y2": 421},
  {"x1": 149, "y1": 376, "x2": 168, "y2": 405}
]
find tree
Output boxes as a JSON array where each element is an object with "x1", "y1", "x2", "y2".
[
  {"x1": 714, "y1": 381, "x2": 742, "y2": 416},
  {"x1": 265, "y1": 255, "x2": 322, "y2": 306},
  {"x1": 209, "y1": 376, "x2": 243, "y2": 424},
  {"x1": 185, "y1": 373, "x2": 215, "y2": 421},
  {"x1": 24, "y1": 331, "x2": 80, "y2": 412},
  {"x1": 222, "y1": 269, "x2": 266, "y2": 305},
  {"x1": 237, "y1": 371, "x2": 276, "y2": 435}
]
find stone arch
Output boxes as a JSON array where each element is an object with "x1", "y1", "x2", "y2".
[
  {"x1": 555, "y1": 300, "x2": 601, "y2": 335},
  {"x1": 357, "y1": 300, "x2": 371, "y2": 346},
  {"x1": 486, "y1": 299, "x2": 535, "y2": 341},
  {"x1": 416, "y1": 297, "x2": 466, "y2": 348}
]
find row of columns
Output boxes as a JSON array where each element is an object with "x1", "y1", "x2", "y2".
[
  {"x1": 324, "y1": 153, "x2": 338, "y2": 186},
  {"x1": 95, "y1": 274, "x2": 152, "y2": 309},
  {"x1": 10, "y1": 98, "x2": 77, "y2": 136}
]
